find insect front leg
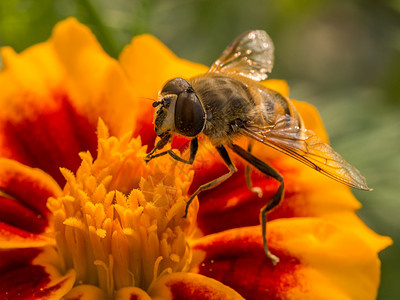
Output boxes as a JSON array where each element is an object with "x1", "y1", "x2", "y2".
[
  {"x1": 145, "y1": 137, "x2": 199, "y2": 165},
  {"x1": 230, "y1": 143, "x2": 284, "y2": 266},
  {"x1": 184, "y1": 145, "x2": 237, "y2": 218},
  {"x1": 145, "y1": 133, "x2": 171, "y2": 161},
  {"x1": 245, "y1": 141, "x2": 263, "y2": 197}
]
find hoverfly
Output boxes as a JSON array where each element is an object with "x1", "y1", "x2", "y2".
[{"x1": 145, "y1": 30, "x2": 370, "y2": 265}]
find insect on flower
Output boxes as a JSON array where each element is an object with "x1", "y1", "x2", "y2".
[{"x1": 145, "y1": 30, "x2": 371, "y2": 265}]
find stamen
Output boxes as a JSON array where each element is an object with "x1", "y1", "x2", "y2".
[{"x1": 47, "y1": 120, "x2": 197, "y2": 294}]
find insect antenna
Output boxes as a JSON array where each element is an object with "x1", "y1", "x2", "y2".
[
  {"x1": 137, "y1": 96, "x2": 160, "y2": 107},
  {"x1": 137, "y1": 96, "x2": 155, "y2": 101}
]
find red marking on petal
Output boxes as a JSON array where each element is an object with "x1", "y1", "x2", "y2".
[
  {"x1": 0, "y1": 264, "x2": 71, "y2": 299},
  {"x1": 267, "y1": 190, "x2": 301, "y2": 220},
  {"x1": 1, "y1": 91, "x2": 97, "y2": 187},
  {"x1": 134, "y1": 118, "x2": 156, "y2": 153},
  {"x1": 0, "y1": 265, "x2": 50, "y2": 299},
  {"x1": 0, "y1": 168, "x2": 52, "y2": 219},
  {"x1": 192, "y1": 159, "x2": 280, "y2": 235},
  {"x1": 0, "y1": 159, "x2": 62, "y2": 228},
  {"x1": 190, "y1": 149, "x2": 317, "y2": 235},
  {"x1": 171, "y1": 136, "x2": 191, "y2": 153},
  {"x1": 195, "y1": 233, "x2": 302, "y2": 300},
  {"x1": 133, "y1": 105, "x2": 157, "y2": 152},
  {"x1": 0, "y1": 221, "x2": 48, "y2": 243},
  {"x1": 0, "y1": 248, "x2": 41, "y2": 274},
  {"x1": 0, "y1": 197, "x2": 47, "y2": 234},
  {"x1": 168, "y1": 281, "x2": 224, "y2": 300}
]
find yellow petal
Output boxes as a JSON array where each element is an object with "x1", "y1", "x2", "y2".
[
  {"x1": 292, "y1": 99, "x2": 329, "y2": 142},
  {"x1": 0, "y1": 18, "x2": 137, "y2": 137},
  {"x1": 262, "y1": 79, "x2": 290, "y2": 97},
  {"x1": 191, "y1": 218, "x2": 385, "y2": 300},
  {"x1": 50, "y1": 18, "x2": 137, "y2": 136},
  {"x1": 120, "y1": 34, "x2": 208, "y2": 100},
  {"x1": 276, "y1": 218, "x2": 383, "y2": 300},
  {"x1": 115, "y1": 287, "x2": 152, "y2": 300},
  {"x1": 119, "y1": 34, "x2": 208, "y2": 144}
]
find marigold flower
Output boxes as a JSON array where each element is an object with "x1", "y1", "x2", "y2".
[{"x1": 0, "y1": 18, "x2": 392, "y2": 300}]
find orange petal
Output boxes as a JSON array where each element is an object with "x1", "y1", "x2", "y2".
[
  {"x1": 0, "y1": 222, "x2": 54, "y2": 249},
  {"x1": 262, "y1": 79, "x2": 290, "y2": 97},
  {"x1": 50, "y1": 18, "x2": 138, "y2": 137},
  {"x1": 148, "y1": 272, "x2": 244, "y2": 300},
  {"x1": 292, "y1": 99, "x2": 329, "y2": 142},
  {"x1": 120, "y1": 34, "x2": 208, "y2": 100},
  {"x1": 119, "y1": 34, "x2": 208, "y2": 150},
  {"x1": 0, "y1": 39, "x2": 98, "y2": 185},
  {"x1": 0, "y1": 18, "x2": 138, "y2": 185},
  {"x1": 191, "y1": 146, "x2": 389, "y2": 253},
  {"x1": 191, "y1": 218, "x2": 385, "y2": 300},
  {"x1": 0, "y1": 17, "x2": 135, "y2": 137}
]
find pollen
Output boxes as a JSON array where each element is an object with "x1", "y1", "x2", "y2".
[{"x1": 46, "y1": 119, "x2": 197, "y2": 296}]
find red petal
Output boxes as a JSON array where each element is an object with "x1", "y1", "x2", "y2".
[
  {"x1": 0, "y1": 264, "x2": 75, "y2": 299},
  {"x1": 0, "y1": 248, "x2": 41, "y2": 274},
  {"x1": 0, "y1": 222, "x2": 53, "y2": 248},
  {"x1": 0, "y1": 197, "x2": 47, "y2": 234},
  {"x1": 190, "y1": 143, "x2": 364, "y2": 237},
  {"x1": 0, "y1": 92, "x2": 97, "y2": 187},
  {"x1": 191, "y1": 154, "x2": 280, "y2": 235},
  {"x1": 0, "y1": 158, "x2": 62, "y2": 233},
  {"x1": 0, "y1": 265, "x2": 50, "y2": 298},
  {"x1": 192, "y1": 227, "x2": 301, "y2": 300},
  {"x1": 133, "y1": 104, "x2": 157, "y2": 152},
  {"x1": 171, "y1": 136, "x2": 191, "y2": 153},
  {"x1": 149, "y1": 272, "x2": 244, "y2": 300}
]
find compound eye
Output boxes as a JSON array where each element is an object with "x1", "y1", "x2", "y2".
[
  {"x1": 174, "y1": 89, "x2": 206, "y2": 137},
  {"x1": 161, "y1": 78, "x2": 190, "y2": 95}
]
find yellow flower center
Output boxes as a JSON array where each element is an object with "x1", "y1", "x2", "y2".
[{"x1": 47, "y1": 120, "x2": 197, "y2": 296}]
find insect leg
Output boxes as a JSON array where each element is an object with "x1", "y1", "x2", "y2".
[
  {"x1": 245, "y1": 142, "x2": 263, "y2": 197},
  {"x1": 146, "y1": 137, "x2": 198, "y2": 165},
  {"x1": 229, "y1": 143, "x2": 283, "y2": 265},
  {"x1": 145, "y1": 133, "x2": 171, "y2": 160},
  {"x1": 184, "y1": 145, "x2": 237, "y2": 218}
]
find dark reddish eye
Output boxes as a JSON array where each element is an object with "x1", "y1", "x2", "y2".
[
  {"x1": 174, "y1": 90, "x2": 206, "y2": 137},
  {"x1": 161, "y1": 78, "x2": 190, "y2": 94}
]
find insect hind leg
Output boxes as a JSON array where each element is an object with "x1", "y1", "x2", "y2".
[
  {"x1": 230, "y1": 143, "x2": 284, "y2": 265},
  {"x1": 245, "y1": 141, "x2": 263, "y2": 198}
]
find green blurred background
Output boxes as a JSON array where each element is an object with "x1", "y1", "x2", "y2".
[{"x1": 0, "y1": 0, "x2": 399, "y2": 298}]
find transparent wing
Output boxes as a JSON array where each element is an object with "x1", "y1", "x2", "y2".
[
  {"x1": 209, "y1": 30, "x2": 274, "y2": 81},
  {"x1": 241, "y1": 115, "x2": 371, "y2": 190}
]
